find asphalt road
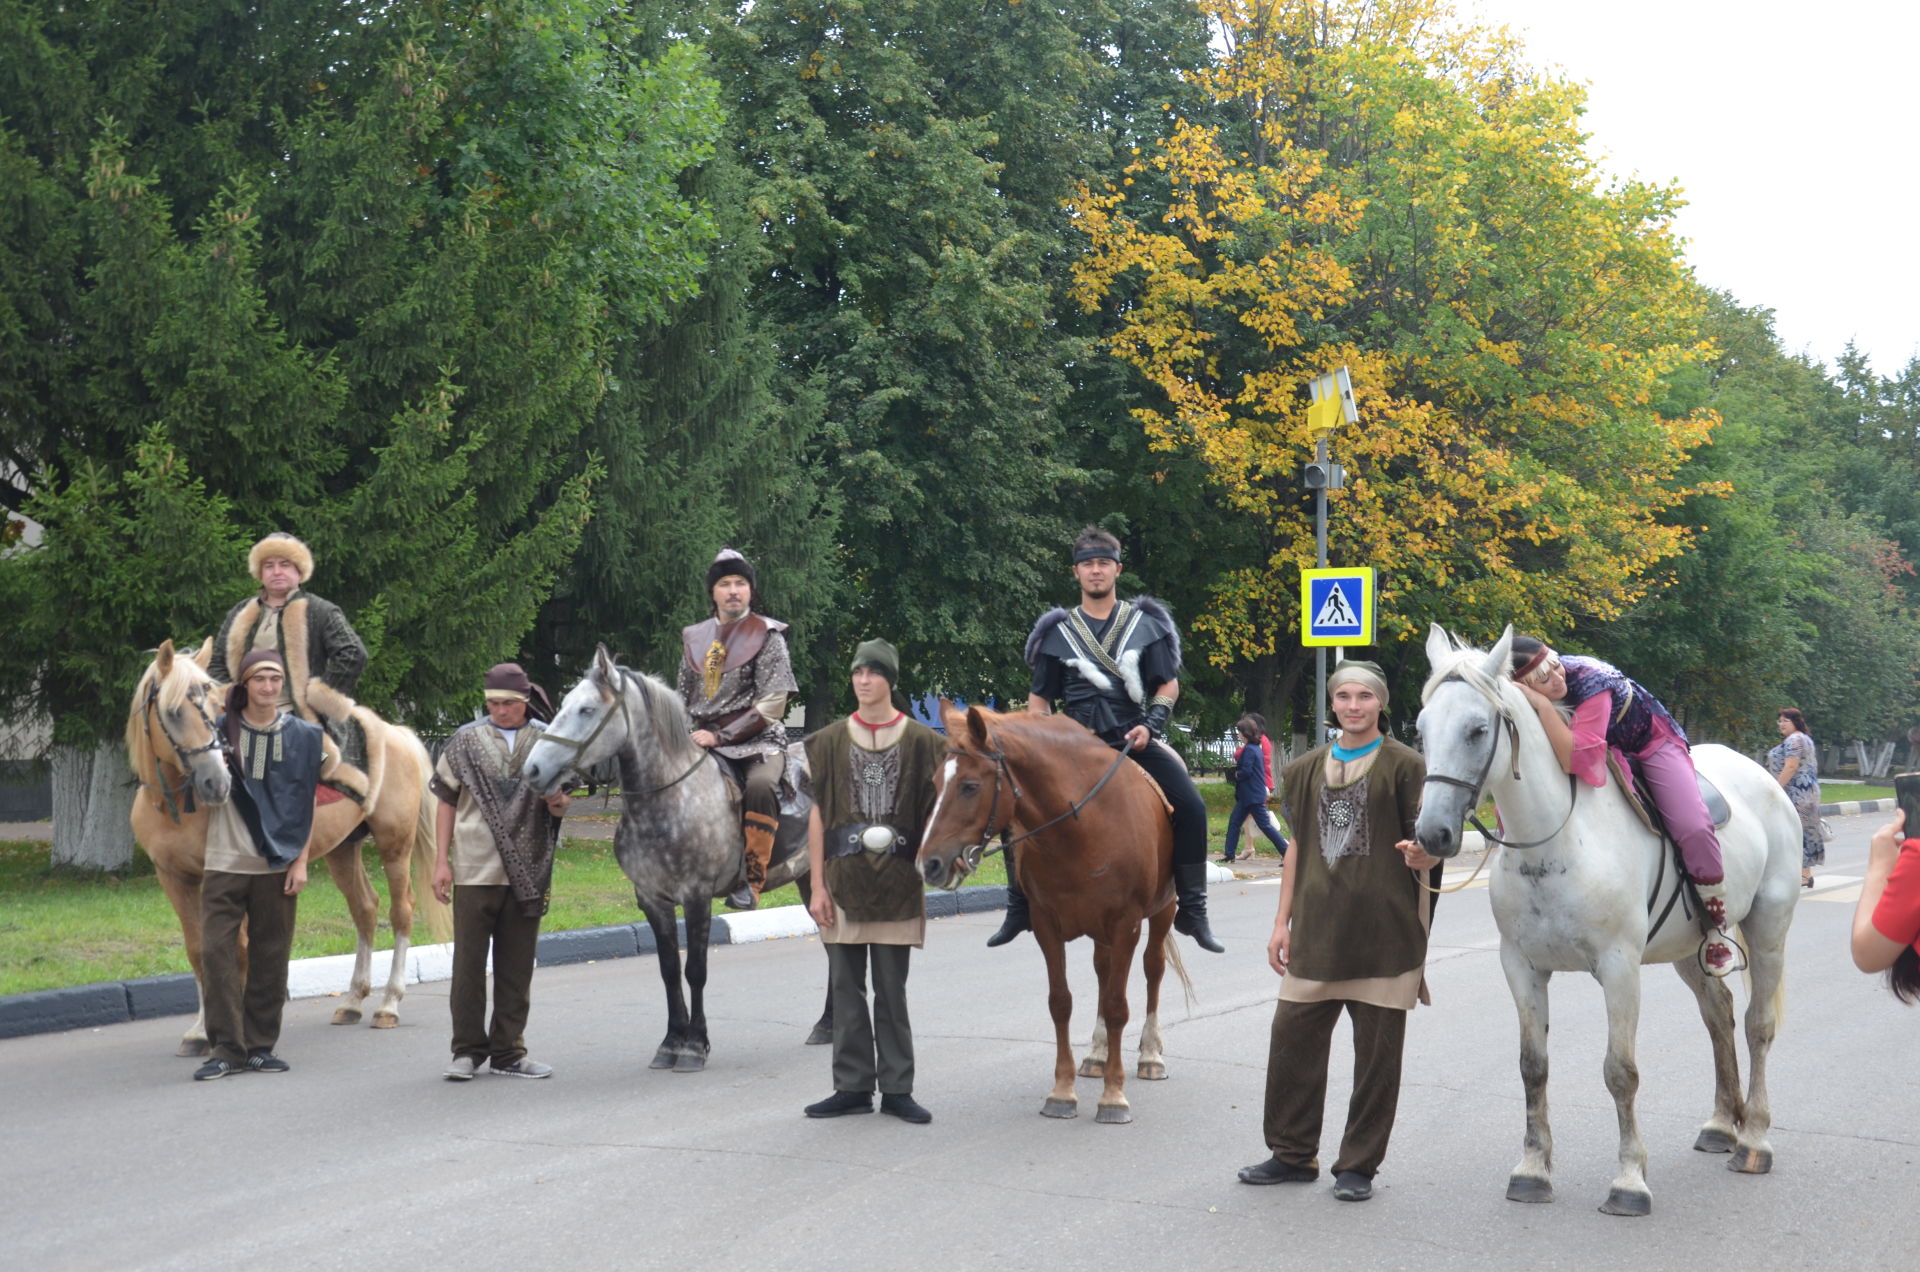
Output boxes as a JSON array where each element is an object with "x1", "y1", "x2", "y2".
[{"x1": 5, "y1": 818, "x2": 1914, "y2": 1272}]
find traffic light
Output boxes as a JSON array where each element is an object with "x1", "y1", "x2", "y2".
[{"x1": 1302, "y1": 461, "x2": 1345, "y2": 490}]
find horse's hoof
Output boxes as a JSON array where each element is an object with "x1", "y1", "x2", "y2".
[
  {"x1": 1506, "y1": 1176, "x2": 1553, "y2": 1204},
  {"x1": 1136, "y1": 1060, "x2": 1168, "y2": 1081},
  {"x1": 1077, "y1": 1058, "x2": 1105, "y2": 1079},
  {"x1": 1040, "y1": 1098, "x2": 1078, "y2": 1119},
  {"x1": 804, "y1": 1019, "x2": 833, "y2": 1046},
  {"x1": 176, "y1": 1040, "x2": 211, "y2": 1058},
  {"x1": 1728, "y1": 1146, "x2": 1773, "y2": 1175},
  {"x1": 370, "y1": 1012, "x2": 398, "y2": 1030},
  {"x1": 673, "y1": 1051, "x2": 707, "y2": 1073},
  {"x1": 1693, "y1": 1127, "x2": 1736, "y2": 1154},
  {"x1": 330, "y1": 1007, "x2": 363, "y2": 1026},
  {"x1": 1095, "y1": 1103, "x2": 1133, "y2": 1125},
  {"x1": 1599, "y1": 1188, "x2": 1652, "y2": 1217},
  {"x1": 648, "y1": 1048, "x2": 678, "y2": 1070}
]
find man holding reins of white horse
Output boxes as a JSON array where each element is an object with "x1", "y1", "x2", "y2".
[
  {"x1": 991, "y1": 526, "x2": 1222, "y2": 953},
  {"x1": 678, "y1": 547, "x2": 797, "y2": 910},
  {"x1": 195, "y1": 649, "x2": 336, "y2": 1081},
  {"x1": 1238, "y1": 660, "x2": 1440, "y2": 1201},
  {"x1": 208, "y1": 532, "x2": 368, "y2": 768}
]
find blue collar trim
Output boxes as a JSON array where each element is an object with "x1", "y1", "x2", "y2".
[{"x1": 1331, "y1": 736, "x2": 1384, "y2": 762}]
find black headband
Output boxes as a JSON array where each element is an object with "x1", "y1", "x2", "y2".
[{"x1": 1072, "y1": 545, "x2": 1121, "y2": 565}]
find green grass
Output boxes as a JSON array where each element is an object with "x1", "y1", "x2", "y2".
[{"x1": 0, "y1": 835, "x2": 1011, "y2": 997}]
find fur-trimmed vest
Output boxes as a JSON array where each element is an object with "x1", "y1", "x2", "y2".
[
  {"x1": 1025, "y1": 597, "x2": 1179, "y2": 741},
  {"x1": 210, "y1": 589, "x2": 368, "y2": 724}
]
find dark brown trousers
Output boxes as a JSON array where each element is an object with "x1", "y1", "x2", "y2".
[
  {"x1": 826, "y1": 943, "x2": 914, "y2": 1095},
  {"x1": 450, "y1": 884, "x2": 543, "y2": 1067},
  {"x1": 1262, "y1": 997, "x2": 1409, "y2": 1179},
  {"x1": 201, "y1": 869, "x2": 299, "y2": 1065}
]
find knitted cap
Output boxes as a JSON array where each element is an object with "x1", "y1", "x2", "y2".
[{"x1": 850, "y1": 638, "x2": 900, "y2": 686}]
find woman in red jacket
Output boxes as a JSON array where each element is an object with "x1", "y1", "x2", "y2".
[{"x1": 1854, "y1": 811, "x2": 1920, "y2": 1003}]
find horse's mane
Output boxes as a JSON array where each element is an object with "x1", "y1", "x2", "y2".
[
  {"x1": 608, "y1": 663, "x2": 704, "y2": 764},
  {"x1": 953, "y1": 707, "x2": 1113, "y2": 759},
  {"x1": 125, "y1": 648, "x2": 214, "y2": 779},
  {"x1": 1419, "y1": 642, "x2": 1522, "y2": 719}
]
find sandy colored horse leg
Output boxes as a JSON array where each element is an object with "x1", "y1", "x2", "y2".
[
  {"x1": 151, "y1": 857, "x2": 212, "y2": 1056},
  {"x1": 1673, "y1": 957, "x2": 1744, "y2": 1154},
  {"x1": 1094, "y1": 925, "x2": 1139, "y2": 1124},
  {"x1": 1593, "y1": 951, "x2": 1652, "y2": 1216},
  {"x1": 1137, "y1": 909, "x2": 1173, "y2": 1081},
  {"x1": 320, "y1": 834, "x2": 378, "y2": 1025},
  {"x1": 366, "y1": 782, "x2": 424, "y2": 1028},
  {"x1": 1036, "y1": 927, "x2": 1078, "y2": 1118},
  {"x1": 1500, "y1": 945, "x2": 1554, "y2": 1204}
]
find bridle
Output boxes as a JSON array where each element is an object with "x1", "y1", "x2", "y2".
[
  {"x1": 949, "y1": 735, "x2": 1132, "y2": 876},
  {"x1": 142, "y1": 679, "x2": 226, "y2": 822},
  {"x1": 534, "y1": 669, "x2": 712, "y2": 796},
  {"x1": 1421, "y1": 675, "x2": 1577, "y2": 854}
]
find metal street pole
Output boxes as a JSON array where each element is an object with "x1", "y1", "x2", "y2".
[{"x1": 1314, "y1": 432, "x2": 1328, "y2": 739}]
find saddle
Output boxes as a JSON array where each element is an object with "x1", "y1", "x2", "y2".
[{"x1": 1606, "y1": 752, "x2": 1731, "y2": 837}]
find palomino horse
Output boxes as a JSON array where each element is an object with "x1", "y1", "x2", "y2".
[
  {"x1": 1413, "y1": 625, "x2": 1800, "y2": 1215},
  {"x1": 127, "y1": 639, "x2": 448, "y2": 1055},
  {"x1": 917, "y1": 705, "x2": 1189, "y2": 1124},
  {"x1": 522, "y1": 645, "x2": 813, "y2": 1072}
]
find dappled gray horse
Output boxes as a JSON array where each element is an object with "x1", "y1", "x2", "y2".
[{"x1": 523, "y1": 645, "x2": 813, "y2": 1071}]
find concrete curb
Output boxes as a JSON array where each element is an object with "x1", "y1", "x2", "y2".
[
  {"x1": 1, "y1": 883, "x2": 1018, "y2": 1040},
  {"x1": 1820, "y1": 798, "x2": 1893, "y2": 816}
]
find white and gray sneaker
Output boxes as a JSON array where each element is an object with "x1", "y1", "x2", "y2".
[
  {"x1": 491, "y1": 1057, "x2": 554, "y2": 1079},
  {"x1": 443, "y1": 1055, "x2": 479, "y2": 1081}
]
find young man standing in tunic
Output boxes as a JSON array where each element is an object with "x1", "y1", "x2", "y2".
[
  {"x1": 801, "y1": 639, "x2": 943, "y2": 1124},
  {"x1": 194, "y1": 649, "x2": 333, "y2": 1080},
  {"x1": 1237, "y1": 661, "x2": 1441, "y2": 1200}
]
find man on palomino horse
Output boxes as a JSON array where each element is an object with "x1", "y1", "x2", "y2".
[
  {"x1": 1506, "y1": 636, "x2": 1738, "y2": 977},
  {"x1": 209, "y1": 532, "x2": 369, "y2": 768},
  {"x1": 195, "y1": 649, "x2": 336, "y2": 1081},
  {"x1": 678, "y1": 547, "x2": 797, "y2": 910},
  {"x1": 1238, "y1": 661, "x2": 1439, "y2": 1200},
  {"x1": 988, "y1": 526, "x2": 1223, "y2": 953}
]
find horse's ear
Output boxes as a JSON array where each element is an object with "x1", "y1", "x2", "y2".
[
  {"x1": 1424, "y1": 623, "x2": 1453, "y2": 673},
  {"x1": 1484, "y1": 624, "x2": 1516, "y2": 680},
  {"x1": 191, "y1": 637, "x2": 214, "y2": 670},
  {"x1": 965, "y1": 705, "x2": 994, "y2": 751},
  {"x1": 938, "y1": 697, "x2": 965, "y2": 736},
  {"x1": 155, "y1": 639, "x2": 175, "y2": 677},
  {"x1": 592, "y1": 642, "x2": 617, "y2": 689}
]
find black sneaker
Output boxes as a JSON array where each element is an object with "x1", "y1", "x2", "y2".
[
  {"x1": 245, "y1": 1052, "x2": 290, "y2": 1074},
  {"x1": 804, "y1": 1090, "x2": 874, "y2": 1118},
  {"x1": 1332, "y1": 1170, "x2": 1374, "y2": 1201},
  {"x1": 1237, "y1": 1155, "x2": 1319, "y2": 1185},
  {"x1": 879, "y1": 1093, "x2": 932, "y2": 1124},
  {"x1": 193, "y1": 1058, "x2": 241, "y2": 1081}
]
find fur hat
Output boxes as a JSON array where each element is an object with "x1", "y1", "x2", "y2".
[
  {"x1": 705, "y1": 546, "x2": 756, "y2": 594},
  {"x1": 249, "y1": 532, "x2": 313, "y2": 584}
]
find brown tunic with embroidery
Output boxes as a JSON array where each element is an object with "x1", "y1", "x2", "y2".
[
  {"x1": 1278, "y1": 738, "x2": 1438, "y2": 1009},
  {"x1": 804, "y1": 716, "x2": 943, "y2": 946},
  {"x1": 677, "y1": 614, "x2": 797, "y2": 761}
]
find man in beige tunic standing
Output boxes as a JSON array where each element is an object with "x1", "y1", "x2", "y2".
[
  {"x1": 431, "y1": 663, "x2": 570, "y2": 1080},
  {"x1": 802, "y1": 639, "x2": 943, "y2": 1124},
  {"x1": 1237, "y1": 661, "x2": 1441, "y2": 1201},
  {"x1": 678, "y1": 547, "x2": 797, "y2": 910}
]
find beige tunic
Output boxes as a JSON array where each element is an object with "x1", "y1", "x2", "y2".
[
  {"x1": 205, "y1": 799, "x2": 279, "y2": 875},
  {"x1": 432, "y1": 724, "x2": 544, "y2": 886}
]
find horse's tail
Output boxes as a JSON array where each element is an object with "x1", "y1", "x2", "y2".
[
  {"x1": 403, "y1": 731, "x2": 453, "y2": 944},
  {"x1": 1161, "y1": 928, "x2": 1195, "y2": 1015}
]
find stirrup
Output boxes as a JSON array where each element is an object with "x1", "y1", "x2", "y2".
[{"x1": 1699, "y1": 929, "x2": 1745, "y2": 979}]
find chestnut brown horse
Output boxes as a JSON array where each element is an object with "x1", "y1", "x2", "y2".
[
  {"x1": 917, "y1": 705, "x2": 1189, "y2": 1124},
  {"x1": 127, "y1": 639, "x2": 449, "y2": 1055}
]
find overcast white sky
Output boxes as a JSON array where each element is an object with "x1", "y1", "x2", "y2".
[{"x1": 1468, "y1": 0, "x2": 1920, "y2": 378}]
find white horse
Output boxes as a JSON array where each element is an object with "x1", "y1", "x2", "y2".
[{"x1": 1413, "y1": 624, "x2": 1800, "y2": 1216}]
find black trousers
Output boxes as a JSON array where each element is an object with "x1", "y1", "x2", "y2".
[
  {"x1": 201, "y1": 869, "x2": 299, "y2": 1065},
  {"x1": 450, "y1": 884, "x2": 543, "y2": 1067},
  {"x1": 825, "y1": 943, "x2": 915, "y2": 1095},
  {"x1": 1123, "y1": 739, "x2": 1208, "y2": 868}
]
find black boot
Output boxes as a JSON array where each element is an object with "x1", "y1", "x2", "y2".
[
  {"x1": 1172, "y1": 862, "x2": 1224, "y2": 952},
  {"x1": 986, "y1": 869, "x2": 1030, "y2": 948}
]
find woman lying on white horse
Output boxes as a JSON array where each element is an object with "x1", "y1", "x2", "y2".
[{"x1": 1506, "y1": 635, "x2": 1737, "y2": 976}]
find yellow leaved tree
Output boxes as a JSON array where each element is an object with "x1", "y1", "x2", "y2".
[{"x1": 1071, "y1": 0, "x2": 1719, "y2": 692}]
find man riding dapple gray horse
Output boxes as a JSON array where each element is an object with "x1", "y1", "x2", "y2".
[{"x1": 677, "y1": 547, "x2": 798, "y2": 911}]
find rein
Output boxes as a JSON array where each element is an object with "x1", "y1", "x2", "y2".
[
  {"x1": 141, "y1": 680, "x2": 225, "y2": 823},
  {"x1": 1422, "y1": 678, "x2": 1579, "y2": 854},
  {"x1": 953, "y1": 737, "x2": 1132, "y2": 873}
]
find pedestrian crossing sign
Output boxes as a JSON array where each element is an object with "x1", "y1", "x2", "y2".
[{"x1": 1300, "y1": 567, "x2": 1375, "y2": 646}]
